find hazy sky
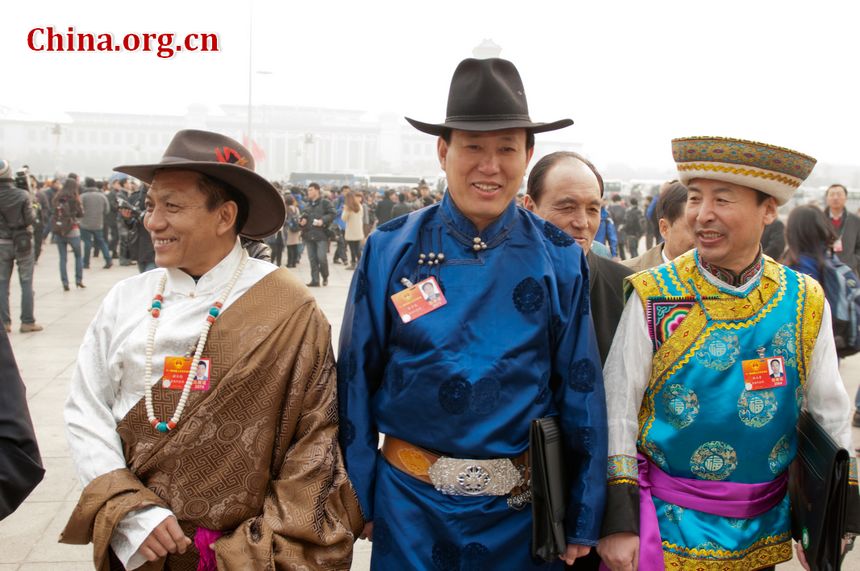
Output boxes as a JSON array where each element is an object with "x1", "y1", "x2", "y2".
[{"x1": 5, "y1": 0, "x2": 860, "y2": 171}]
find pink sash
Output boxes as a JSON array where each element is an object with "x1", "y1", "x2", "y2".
[{"x1": 602, "y1": 454, "x2": 788, "y2": 570}]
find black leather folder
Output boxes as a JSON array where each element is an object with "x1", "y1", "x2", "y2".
[
  {"x1": 530, "y1": 416, "x2": 568, "y2": 561},
  {"x1": 789, "y1": 410, "x2": 850, "y2": 571}
]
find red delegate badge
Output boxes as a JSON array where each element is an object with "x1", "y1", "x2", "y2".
[
  {"x1": 162, "y1": 356, "x2": 211, "y2": 391},
  {"x1": 741, "y1": 356, "x2": 786, "y2": 391},
  {"x1": 391, "y1": 277, "x2": 447, "y2": 323}
]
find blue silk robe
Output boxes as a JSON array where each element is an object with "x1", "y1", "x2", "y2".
[{"x1": 338, "y1": 194, "x2": 607, "y2": 569}]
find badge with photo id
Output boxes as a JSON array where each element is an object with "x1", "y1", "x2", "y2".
[
  {"x1": 741, "y1": 355, "x2": 786, "y2": 391},
  {"x1": 162, "y1": 356, "x2": 211, "y2": 391},
  {"x1": 391, "y1": 277, "x2": 447, "y2": 323},
  {"x1": 834, "y1": 238, "x2": 843, "y2": 253}
]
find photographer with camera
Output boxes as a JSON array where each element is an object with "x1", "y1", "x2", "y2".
[
  {"x1": 0, "y1": 161, "x2": 41, "y2": 333},
  {"x1": 118, "y1": 183, "x2": 156, "y2": 273}
]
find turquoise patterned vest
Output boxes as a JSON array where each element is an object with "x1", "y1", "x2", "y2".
[{"x1": 627, "y1": 250, "x2": 824, "y2": 569}]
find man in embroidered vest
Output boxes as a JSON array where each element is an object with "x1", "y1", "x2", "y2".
[
  {"x1": 61, "y1": 130, "x2": 362, "y2": 570},
  {"x1": 338, "y1": 58, "x2": 607, "y2": 569},
  {"x1": 597, "y1": 136, "x2": 860, "y2": 571}
]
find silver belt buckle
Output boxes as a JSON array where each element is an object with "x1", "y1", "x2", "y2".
[{"x1": 427, "y1": 457, "x2": 524, "y2": 496}]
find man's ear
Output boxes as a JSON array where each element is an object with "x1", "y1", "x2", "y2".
[
  {"x1": 762, "y1": 196, "x2": 778, "y2": 226},
  {"x1": 523, "y1": 194, "x2": 538, "y2": 213},
  {"x1": 216, "y1": 201, "x2": 239, "y2": 236},
  {"x1": 437, "y1": 136, "x2": 448, "y2": 171},
  {"x1": 658, "y1": 218, "x2": 670, "y2": 241}
]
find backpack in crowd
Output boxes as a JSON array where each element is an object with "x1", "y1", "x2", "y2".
[
  {"x1": 52, "y1": 199, "x2": 76, "y2": 237},
  {"x1": 822, "y1": 254, "x2": 860, "y2": 358},
  {"x1": 624, "y1": 207, "x2": 644, "y2": 236}
]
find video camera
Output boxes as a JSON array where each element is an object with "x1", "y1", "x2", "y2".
[
  {"x1": 14, "y1": 168, "x2": 32, "y2": 193},
  {"x1": 116, "y1": 196, "x2": 141, "y2": 217}
]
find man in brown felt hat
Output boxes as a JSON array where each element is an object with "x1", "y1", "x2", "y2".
[
  {"x1": 61, "y1": 130, "x2": 362, "y2": 570},
  {"x1": 338, "y1": 58, "x2": 606, "y2": 569}
]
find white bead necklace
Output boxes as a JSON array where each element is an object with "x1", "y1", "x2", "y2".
[{"x1": 144, "y1": 251, "x2": 248, "y2": 433}]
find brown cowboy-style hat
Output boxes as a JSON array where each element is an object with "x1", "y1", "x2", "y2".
[
  {"x1": 405, "y1": 58, "x2": 573, "y2": 136},
  {"x1": 114, "y1": 129, "x2": 285, "y2": 239}
]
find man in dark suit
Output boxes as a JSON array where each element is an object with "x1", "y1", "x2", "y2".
[
  {"x1": 524, "y1": 152, "x2": 632, "y2": 367},
  {"x1": 824, "y1": 183, "x2": 860, "y2": 276},
  {"x1": 623, "y1": 181, "x2": 695, "y2": 273},
  {"x1": 769, "y1": 358, "x2": 784, "y2": 379},
  {"x1": 524, "y1": 151, "x2": 629, "y2": 570}
]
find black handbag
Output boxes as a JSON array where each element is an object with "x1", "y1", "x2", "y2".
[
  {"x1": 530, "y1": 416, "x2": 568, "y2": 562},
  {"x1": 789, "y1": 410, "x2": 850, "y2": 571}
]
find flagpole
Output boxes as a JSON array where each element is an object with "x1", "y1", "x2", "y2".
[{"x1": 246, "y1": 1, "x2": 253, "y2": 143}]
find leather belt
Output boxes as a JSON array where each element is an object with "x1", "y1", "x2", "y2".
[{"x1": 381, "y1": 436, "x2": 529, "y2": 496}]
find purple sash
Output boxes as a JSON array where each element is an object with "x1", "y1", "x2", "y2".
[{"x1": 602, "y1": 454, "x2": 788, "y2": 570}]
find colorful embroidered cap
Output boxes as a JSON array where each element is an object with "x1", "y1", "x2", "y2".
[
  {"x1": 115, "y1": 129, "x2": 285, "y2": 239},
  {"x1": 671, "y1": 136, "x2": 817, "y2": 205}
]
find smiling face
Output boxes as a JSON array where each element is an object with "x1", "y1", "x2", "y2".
[
  {"x1": 685, "y1": 178, "x2": 777, "y2": 273},
  {"x1": 143, "y1": 170, "x2": 239, "y2": 276},
  {"x1": 438, "y1": 129, "x2": 533, "y2": 231},
  {"x1": 523, "y1": 157, "x2": 602, "y2": 253}
]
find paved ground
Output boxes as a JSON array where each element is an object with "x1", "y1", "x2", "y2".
[{"x1": 0, "y1": 242, "x2": 857, "y2": 570}]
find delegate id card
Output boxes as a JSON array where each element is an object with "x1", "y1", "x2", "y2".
[
  {"x1": 834, "y1": 238, "x2": 843, "y2": 253},
  {"x1": 391, "y1": 277, "x2": 447, "y2": 323},
  {"x1": 162, "y1": 356, "x2": 211, "y2": 391},
  {"x1": 741, "y1": 355, "x2": 786, "y2": 391}
]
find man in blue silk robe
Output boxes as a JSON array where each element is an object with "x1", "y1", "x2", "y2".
[{"x1": 338, "y1": 57, "x2": 607, "y2": 569}]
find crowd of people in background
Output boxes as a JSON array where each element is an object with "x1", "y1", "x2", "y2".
[
  {"x1": 0, "y1": 167, "x2": 449, "y2": 319},
  {"x1": 2, "y1": 162, "x2": 859, "y2": 359}
]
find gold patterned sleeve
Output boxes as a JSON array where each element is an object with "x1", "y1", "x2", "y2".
[{"x1": 214, "y1": 306, "x2": 364, "y2": 571}]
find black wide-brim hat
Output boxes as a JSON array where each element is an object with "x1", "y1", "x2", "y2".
[
  {"x1": 114, "y1": 129, "x2": 285, "y2": 240},
  {"x1": 405, "y1": 58, "x2": 573, "y2": 135}
]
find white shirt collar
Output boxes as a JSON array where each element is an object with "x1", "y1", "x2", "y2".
[
  {"x1": 660, "y1": 245, "x2": 671, "y2": 264},
  {"x1": 165, "y1": 239, "x2": 244, "y2": 297}
]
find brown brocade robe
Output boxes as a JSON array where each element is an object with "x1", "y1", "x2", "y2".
[{"x1": 60, "y1": 268, "x2": 363, "y2": 570}]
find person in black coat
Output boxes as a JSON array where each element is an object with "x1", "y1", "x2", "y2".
[
  {"x1": 375, "y1": 189, "x2": 395, "y2": 225},
  {"x1": 0, "y1": 327, "x2": 44, "y2": 520},
  {"x1": 825, "y1": 183, "x2": 860, "y2": 276},
  {"x1": 524, "y1": 150, "x2": 632, "y2": 570},
  {"x1": 299, "y1": 182, "x2": 336, "y2": 286},
  {"x1": 524, "y1": 152, "x2": 632, "y2": 366},
  {"x1": 761, "y1": 218, "x2": 785, "y2": 260}
]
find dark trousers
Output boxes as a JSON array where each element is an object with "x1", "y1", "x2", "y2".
[
  {"x1": 33, "y1": 224, "x2": 44, "y2": 262},
  {"x1": 305, "y1": 239, "x2": 328, "y2": 284},
  {"x1": 270, "y1": 242, "x2": 284, "y2": 266},
  {"x1": 347, "y1": 240, "x2": 361, "y2": 265},
  {"x1": 286, "y1": 244, "x2": 299, "y2": 267},
  {"x1": 616, "y1": 229, "x2": 627, "y2": 259},
  {"x1": 56, "y1": 235, "x2": 83, "y2": 286},
  {"x1": 0, "y1": 244, "x2": 35, "y2": 325},
  {"x1": 626, "y1": 234, "x2": 641, "y2": 258},
  {"x1": 105, "y1": 221, "x2": 119, "y2": 257},
  {"x1": 81, "y1": 228, "x2": 112, "y2": 267},
  {"x1": 334, "y1": 234, "x2": 347, "y2": 263}
]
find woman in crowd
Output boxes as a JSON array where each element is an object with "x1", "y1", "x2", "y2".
[
  {"x1": 52, "y1": 178, "x2": 85, "y2": 290},
  {"x1": 284, "y1": 194, "x2": 302, "y2": 268},
  {"x1": 341, "y1": 190, "x2": 364, "y2": 270}
]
